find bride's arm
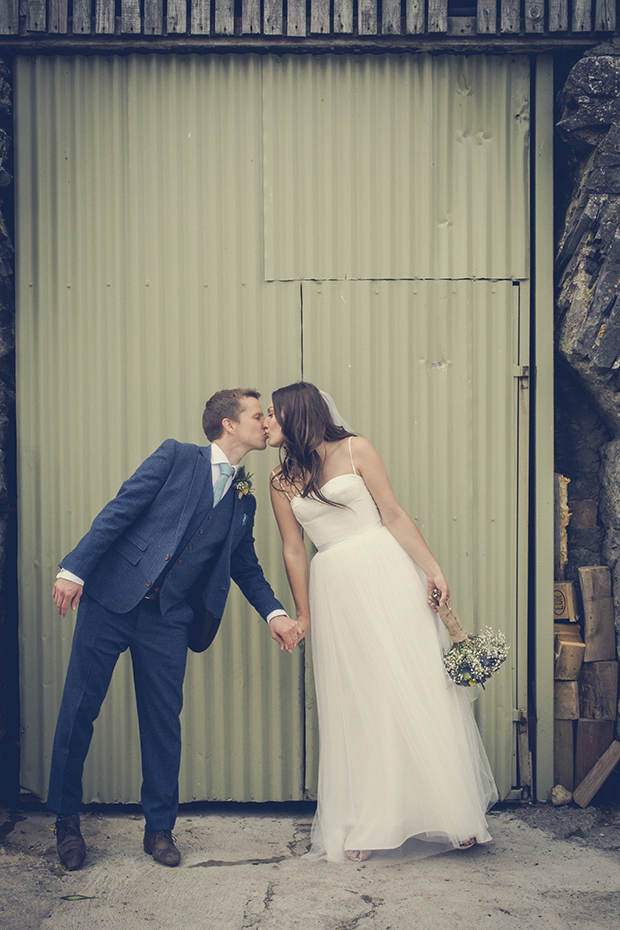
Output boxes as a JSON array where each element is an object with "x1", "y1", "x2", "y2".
[
  {"x1": 269, "y1": 479, "x2": 311, "y2": 641},
  {"x1": 351, "y1": 437, "x2": 450, "y2": 605}
]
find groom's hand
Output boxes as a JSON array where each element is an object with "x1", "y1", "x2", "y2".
[
  {"x1": 269, "y1": 615, "x2": 299, "y2": 653},
  {"x1": 52, "y1": 578, "x2": 83, "y2": 618}
]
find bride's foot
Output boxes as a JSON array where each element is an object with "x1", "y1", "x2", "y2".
[
  {"x1": 345, "y1": 849, "x2": 372, "y2": 861},
  {"x1": 458, "y1": 837, "x2": 476, "y2": 850}
]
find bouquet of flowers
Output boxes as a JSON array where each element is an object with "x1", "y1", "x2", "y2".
[{"x1": 429, "y1": 590, "x2": 509, "y2": 689}]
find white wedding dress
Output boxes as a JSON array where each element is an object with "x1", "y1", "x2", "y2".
[{"x1": 289, "y1": 449, "x2": 498, "y2": 862}]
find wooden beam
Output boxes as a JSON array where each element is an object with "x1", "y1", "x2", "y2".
[
  {"x1": 477, "y1": 0, "x2": 497, "y2": 33},
  {"x1": 572, "y1": 0, "x2": 592, "y2": 30},
  {"x1": 407, "y1": 0, "x2": 425, "y2": 32},
  {"x1": 49, "y1": 0, "x2": 69, "y2": 33},
  {"x1": 264, "y1": 0, "x2": 283, "y2": 34},
  {"x1": 310, "y1": 0, "x2": 328, "y2": 33},
  {"x1": 334, "y1": 0, "x2": 353, "y2": 32},
  {"x1": 359, "y1": 0, "x2": 378, "y2": 33},
  {"x1": 95, "y1": 0, "x2": 115, "y2": 33},
  {"x1": 579, "y1": 661, "x2": 619, "y2": 719},
  {"x1": 121, "y1": 0, "x2": 141, "y2": 33},
  {"x1": 500, "y1": 0, "x2": 520, "y2": 31},
  {"x1": 575, "y1": 719, "x2": 614, "y2": 784},
  {"x1": 525, "y1": 0, "x2": 545, "y2": 31},
  {"x1": 288, "y1": 0, "x2": 307, "y2": 34},
  {"x1": 549, "y1": 0, "x2": 569, "y2": 28},
  {"x1": 26, "y1": 0, "x2": 47, "y2": 32},
  {"x1": 0, "y1": 0, "x2": 19, "y2": 35},
  {"x1": 168, "y1": 0, "x2": 188, "y2": 33},
  {"x1": 595, "y1": 0, "x2": 616, "y2": 29},
  {"x1": 241, "y1": 0, "x2": 260, "y2": 33},
  {"x1": 144, "y1": 0, "x2": 164, "y2": 35},
  {"x1": 573, "y1": 740, "x2": 620, "y2": 808},
  {"x1": 383, "y1": 0, "x2": 402, "y2": 33},
  {"x1": 427, "y1": 0, "x2": 447, "y2": 32},
  {"x1": 72, "y1": 0, "x2": 92, "y2": 34},
  {"x1": 214, "y1": 0, "x2": 233, "y2": 34}
]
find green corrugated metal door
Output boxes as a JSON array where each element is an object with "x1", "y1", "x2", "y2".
[{"x1": 16, "y1": 53, "x2": 530, "y2": 804}]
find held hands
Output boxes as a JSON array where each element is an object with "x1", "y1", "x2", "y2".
[
  {"x1": 427, "y1": 571, "x2": 449, "y2": 609},
  {"x1": 269, "y1": 614, "x2": 309, "y2": 653},
  {"x1": 52, "y1": 578, "x2": 83, "y2": 618}
]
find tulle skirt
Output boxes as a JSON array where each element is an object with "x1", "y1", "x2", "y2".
[{"x1": 305, "y1": 525, "x2": 498, "y2": 862}]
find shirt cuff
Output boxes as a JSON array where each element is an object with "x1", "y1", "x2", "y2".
[
  {"x1": 266, "y1": 610, "x2": 289, "y2": 624},
  {"x1": 56, "y1": 568, "x2": 85, "y2": 586}
]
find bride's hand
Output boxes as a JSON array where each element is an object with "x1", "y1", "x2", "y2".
[
  {"x1": 427, "y1": 573, "x2": 449, "y2": 608},
  {"x1": 293, "y1": 616, "x2": 310, "y2": 644}
]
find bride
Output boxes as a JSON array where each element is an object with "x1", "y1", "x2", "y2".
[{"x1": 265, "y1": 381, "x2": 498, "y2": 863}]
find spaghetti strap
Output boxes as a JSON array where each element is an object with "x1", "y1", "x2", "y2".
[
  {"x1": 271, "y1": 469, "x2": 293, "y2": 501},
  {"x1": 348, "y1": 436, "x2": 357, "y2": 475}
]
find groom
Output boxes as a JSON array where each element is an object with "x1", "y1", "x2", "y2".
[{"x1": 48, "y1": 388, "x2": 297, "y2": 870}]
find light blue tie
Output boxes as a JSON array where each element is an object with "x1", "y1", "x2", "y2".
[{"x1": 213, "y1": 463, "x2": 235, "y2": 506}]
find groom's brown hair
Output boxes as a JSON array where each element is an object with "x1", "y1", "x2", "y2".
[{"x1": 202, "y1": 388, "x2": 261, "y2": 441}]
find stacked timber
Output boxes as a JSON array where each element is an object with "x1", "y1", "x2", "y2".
[{"x1": 553, "y1": 566, "x2": 619, "y2": 803}]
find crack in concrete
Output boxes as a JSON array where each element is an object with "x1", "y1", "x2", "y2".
[
  {"x1": 188, "y1": 855, "x2": 288, "y2": 868},
  {"x1": 331, "y1": 894, "x2": 385, "y2": 930}
]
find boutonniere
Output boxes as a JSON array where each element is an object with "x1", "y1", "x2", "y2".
[{"x1": 233, "y1": 470, "x2": 254, "y2": 499}]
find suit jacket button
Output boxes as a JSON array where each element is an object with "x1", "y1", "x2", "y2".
[
  {"x1": 164, "y1": 554, "x2": 170, "y2": 560},
  {"x1": 146, "y1": 581, "x2": 151, "y2": 587},
  {"x1": 167, "y1": 573, "x2": 172, "y2": 579},
  {"x1": 208, "y1": 514, "x2": 213, "y2": 520},
  {"x1": 199, "y1": 529, "x2": 204, "y2": 534},
  {"x1": 177, "y1": 559, "x2": 183, "y2": 564},
  {"x1": 188, "y1": 544, "x2": 193, "y2": 550}
]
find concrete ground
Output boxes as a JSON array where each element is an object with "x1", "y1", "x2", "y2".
[{"x1": 2, "y1": 795, "x2": 620, "y2": 930}]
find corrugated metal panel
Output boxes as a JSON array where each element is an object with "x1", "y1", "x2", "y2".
[
  {"x1": 16, "y1": 52, "x2": 529, "y2": 805},
  {"x1": 302, "y1": 279, "x2": 526, "y2": 797},
  {"x1": 263, "y1": 54, "x2": 530, "y2": 282},
  {"x1": 15, "y1": 54, "x2": 304, "y2": 804}
]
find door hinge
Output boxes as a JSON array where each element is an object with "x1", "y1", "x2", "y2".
[{"x1": 513, "y1": 365, "x2": 529, "y2": 381}]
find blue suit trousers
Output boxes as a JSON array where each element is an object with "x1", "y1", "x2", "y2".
[{"x1": 47, "y1": 593, "x2": 192, "y2": 831}]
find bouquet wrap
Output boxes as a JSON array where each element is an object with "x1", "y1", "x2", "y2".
[{"x1": 433, "y1": 598, "x2": 470, "y2": 643}]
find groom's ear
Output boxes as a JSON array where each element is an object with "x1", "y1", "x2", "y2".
[{"x1": 221, "y1": 417, "x2": 236, "y2": 436}]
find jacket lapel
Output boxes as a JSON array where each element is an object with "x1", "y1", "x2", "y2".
[{"x1": 173, "y1": 445, "x2": 212, "y2": 552}]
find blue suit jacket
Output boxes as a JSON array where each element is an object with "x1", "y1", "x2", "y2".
[{"x1": 61, "y1": 440, "x2": 284, "y2": 649}]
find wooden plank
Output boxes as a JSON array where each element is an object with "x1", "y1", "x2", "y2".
[
  {"x1": 555, "y1": 582, "x2": 579, "y2": 622},
  {"x1": 359, "y1": 0, "x2": 377, "y2": 33},
  {"x1": 579, "y1": 661, "x2": 619, "y2": 719},
  {"x1": 549, "y1": 0, "x2": 569, "y2": 28},
  {"x1": 575, "y1": 719, "x2": 614, "y2": 784},
  {"x1": 554, "y1": 680, "x2": 580, "y2": 720},
  {"x1": 579, "y1": 566, "x2": 612, "y2": 602},
  {"x1": 572, "y1": 0, "x2": 592, "y2": 31},
  {"x1": 554, "y1": 474, "x2": 570, "y2": 581},
  {"x1": 554, "y1": 720, "x2": 575, "y2": 792},
  {"x1": 310, "y1": 0, "x2": 328, "y2": 33},
  {"x1": 595, "y1": 0, "x2": 616, "y2": 29},
  {"x1": 583, "y1": 598, "x2": 616, "y2": 661},
  {"x1": 144, "y1": 0, "x2": 164, "y2": 34},
  {"x1": 525, "y1": 0, "x2": 545, "y2": 30},
  {"x1": 95, "y1": 0, "x2": 115, "y2": 33},
  {"x1": 500, "y1": 0, "x2": 520, "y2": 31},
  {"x1": 554, "y1": 636, "x2": 585, "y2": 681},
  {"x1": 264, "y1": 0, "x2": 283, "y2": 34},
  {"x1": 382, "y1": 0, "x2": 402, "y2": 33},
  {"x1": 477, "y1": 0, "x2": 497, "y2": 32},
  {"x1": 121, "y1": 0, "x2": 141, "y2": 33},
  {"x1": 334, "y1": 0, "x2": 354, "y2": 32},
  {"x1": 49, "y1": 0, "x2": 69, "y2": 33},
  {"x1": 517, "y1": 710, "x2": 532, "y2": 789},
  {"x1": 407, "y1": 0, "x2": 425, "y2": 32},
  {"x1": 427, "y1": 0, "x2": 447, "y2": 30},
  {"x1": 554, "y1": 623, "x2": 582, "y2": 640},
  {"x1": 213, "y1": 0, "x2": 233, "y2": 34},
  {"x1": 288, "y1": 0, "x2": 306, "y2": 34},
  {"x1": 0, "y1": 0, "x2": 19, "y2": 34},
  {"x1": 26, "y1": 0, "x2": 47, "y2": 31},
  {"x1": 72, "y1": 0, "x2": 92, "y2": 33},
  {"x1": 241, "y1": 0, "x2": 260, "y2": 33},
  {"x1": 574, "y1": 740, "x2": 620, "y2": 808}
]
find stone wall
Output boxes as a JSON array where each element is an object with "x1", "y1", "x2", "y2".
[
  {"x1": 0, "y1": 58, "x2": 16, "y2": 804},
  {"x1": 556, "y1": 40, "x2": 620, "y2": 726}
]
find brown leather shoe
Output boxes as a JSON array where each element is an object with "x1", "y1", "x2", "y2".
[
  {"x1": 56, "y1": 814, "x2": 86, "y2": 871},
  {"x1": 143, "y1": 829, "x2": 181, "y2": 866}
]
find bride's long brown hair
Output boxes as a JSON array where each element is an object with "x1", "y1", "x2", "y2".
[{"x1": 271, "y1": 382, "x2": 356, "y2": 506}]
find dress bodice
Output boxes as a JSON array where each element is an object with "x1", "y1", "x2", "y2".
[{"x1": 291, "y1": 474, "x2": 383, "y2": 552}]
